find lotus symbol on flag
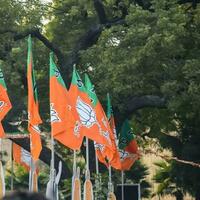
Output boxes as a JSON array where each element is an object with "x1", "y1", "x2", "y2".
[
  {"x1": 94, "y1": 141, "x2": 104, "y2": 152},
  {"x1": 50, "y1": 103, "x2": 60, "y2": 123},
  {"x1": 0, "y1": 101, "x2": 4, "y2": 110},
  {"x1": 76, "y1": 97, "x2": 96, "y2": 128},
  {"x1": 119, "y1": 149, "x2": 129, "y2": 161}
]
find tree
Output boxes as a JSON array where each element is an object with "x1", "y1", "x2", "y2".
[{"x1": 1, "y1": 0, "x2": 200, "y2": 198}]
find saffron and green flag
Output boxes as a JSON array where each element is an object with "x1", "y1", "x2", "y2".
[
  {"x1": 107, "y1": 94, "x2": 139, "y2": 170},
  {"x1": 27, "y1": 35, "x2": 42, "y2": 162},
  {"x1": 49, "y1": 53, "x2": 83, "y2": 150},
  {"x1": 68, "y1": 67, "x2": 113, "y2": 150},
  {"x1": 119, "y1": 119, "x2": 138, "y2": 154},
  {"x1": 0, "y1": 66, "x2": 12, "y2": 138},
  {"x1": 84, "y1": 74, "x2": 114, "y2": 167}
]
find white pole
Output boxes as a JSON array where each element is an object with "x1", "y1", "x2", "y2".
[
  {"x1": 29, "y1": 157, "x2": 33, "y2": 191},
  {"x1": 138, "y1": 184, "x2": 141, "y2": 200},
  {"x1": 95, "y1": 151, "x2": 99, "y2": 175},
  {"x1": 108, "y1": 164, "x2": 112, "y2": 193},
  {"x1": 50, "y1": 130, "x2": 56, "y2": 199},
  {"x1": 95, "y1": 150, "x2": 99, "y2": 200},
  {"x1": 86, "y1": 138, "x2": 89, "y2": 171},
  {"x1": 10, "y1": 141, "x2": 13, "y2": 191},
  {"x1": 71, "y1": 150, "x2": 76, "y2": 200},
  {"x1": 121, "y1": 171, "x2": 124, "y2": 200}
]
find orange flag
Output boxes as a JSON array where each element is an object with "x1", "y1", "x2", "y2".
[
  {"x1": 84, "y1": 74, "x2": 115, "y2": 167},
  {"x1": 107, "y1": 94, "x2": 139, "y2": 171},
  {"x1": 27, "y1": 35, "x2": 42, "y2": 161},
  {"x1": 68, "y1": 67, "x2": 113, "y2": 150},
  {"x1": 0, "y1": 67, "x2": 12, "y2": 138},
  {"x1": 49, "y1": 53, "x2": 83, "y2": 150},
  {"x1": 13, "y1": 143, "x2": 32, "y2": 171}
]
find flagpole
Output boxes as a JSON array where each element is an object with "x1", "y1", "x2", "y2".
[
  {"x1": 10, "y1": 142, "x2": 14, "y2": 191},
  {"x1": 108, "y1": 164, "x2": 112, "y2": 192},
  {"x1": 95, "y1": 150, "x2": 99, "y2": 200},
  {"x1": 50, "y1": 129, "x2": 56, "y2": 200},
  {"x1": 86, "y1": 138, "x2": 89, "y2": 172},
  {"x1": 121, "y1": 171, "x2": 124, "y2": 200},
  {"x1": 71, "y1": 150, "x2": 76, "y2": 200}
]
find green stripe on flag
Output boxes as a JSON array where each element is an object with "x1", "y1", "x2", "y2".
[
  {"x1": 27, "y1": 35, "x2": 38, "y2": 103},
  {"x1": 0, "y1": 66, "x2": 7, "y2": 89},
  {"x1": 71, "y1": 67, "x2": 86, "y2": 92},
  {"x1": 119, "y1": 119, "x2": 136, "y2": 150},
  {"x1": 49, "y1": 52, "x2": 66, "y2": 88},
  {"x1": 84, "y1": 73, "x2": 98, "y2": 106}
]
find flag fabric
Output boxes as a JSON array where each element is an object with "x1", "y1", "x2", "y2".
[
  {"x1": 84, "y1": 74, "x2": 114, "y2": 167},
  {"x1": 119, "y1": 119, "x2": 139, "y2": 155},
  {"x1": 68, "y1": 68, "x2": 113, "y2": 150},
  {"x1": 49, "y1": 53, "x2": 83, "y2": 150},
  {"x1": 106, "y1": 94, "x2": 121, "y2": 170},
  {"x1": 118, "y1": 120, "x2": 139, "y2": 170},
  {"x1": 107, "y1": 94, "x2": 139, "y2": 171},
  {"x1": 13, "y1": 143, "x2": 31, "y2": 171},
  {"x1": 0, "y1": 66, "x2": 12, "y2": 138},
  {"x1": 27, "y1": 35, "x2": 42, "y2": 162}
]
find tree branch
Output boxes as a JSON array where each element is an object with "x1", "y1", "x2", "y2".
[
  {"x1": 145, "y1": 149, "x2": 200, "y2": 168},
  {"x1": 125, "y1": 95, "x2": 166, "y2": 113},
  {"x1": 93, "y1": 0, "x2": 107, "y2": 24},
  {"x1": 0, "y1": 28, "x2": 65, "y2": 64}
]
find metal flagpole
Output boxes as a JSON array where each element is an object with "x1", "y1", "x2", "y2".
[
  {"x1": 71, "y1": 150, "x2": 76, "y2": 200},
  {"x1": 108, "y1": 164, "x2": 112, "y2": 191},
  {"x1": 10, "y1": 141, "x2": 13, "y2": 191},
  {"x1": 86, "y1": 138, "x2": 89, "y2": 171},
  {"x1": 95, "y1": 150, "x2": 99, "y2": 200},
  {"x1": 121, "y1": 171, "x2": 124, "y2": 200},
  {"x1": 50, "y1": 129, "x2": 56, "y2": 200}
]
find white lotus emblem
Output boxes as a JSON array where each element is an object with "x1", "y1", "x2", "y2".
[
  {"x1": 76, "y1": 96, "x2": 96, "y2": 128},
  {"x1": 119, "y1": 149, "x2": 129, "y2": 161},
  {"x1": 50, "y1": 103, "x2": 60, "y2": 123},
  {"x1": 102, "y1": 131, "x2": 111, "y2": 144},
  {"x1": 0, "y1": 101, "x2": 5, "y2": 111},
  {"x1": 94, "y1": 141, "x2": 104, "y2": 152}
]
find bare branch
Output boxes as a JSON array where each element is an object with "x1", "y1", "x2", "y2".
[
  {"x1": 0, "y1": 28, "x2": 65, "y2": 63},
  {"x1": 145, "y1": 149, "x2": 200, "y2": 168},
  {"x1": 125, "y1": 95, "x2": 166, "y2": 113},
  {"x1": 93, "y1": 0, "x2": 107, "y2": 24}
]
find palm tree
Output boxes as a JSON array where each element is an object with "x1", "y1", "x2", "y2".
[{"x1": 152, "y1": 161, "x2": 184, "y2": 200}]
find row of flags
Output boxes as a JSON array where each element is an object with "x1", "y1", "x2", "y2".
[{"x1": 0, "y1": 35, "x2": 140, "y2": 199}]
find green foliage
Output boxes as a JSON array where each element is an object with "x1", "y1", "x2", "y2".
[{"x1": 1, "y1": 0, "x2": 200, "y2": 198}]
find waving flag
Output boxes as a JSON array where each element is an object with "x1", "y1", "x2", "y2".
[
  {"x1": 13, "y1": 142, "x2": 39, "y2": 191},
  {"x1": 107, "y1": 94, "x2": 139, "y2": 170},
  {"x1": 27, "y1": 35, "x2": 42, "y2": 161},
  {"x1": 84, "y1": 74, "x2": 114, "y2": 167},
  {"x1": 119, "y1": 120, "x2": 138, "y2": 155},
  {"x1": 0, "y1": 66, "x2": 12, "y2": 138},
  {"x1": 69, "y1": 68, "x2": 113, "y2": 150},
  {"x1": 106, "y1": 94, "x2": 121, "y2": 170},
  {"x1": 118, "y1": 120, "x2": 139, "y2": 170},
  {"x1": 13, "y1": 143, "x2": 31, "y2": 171},
  {"x1": 49, "y1": 53, "x2": 83, "y2": 150}
]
